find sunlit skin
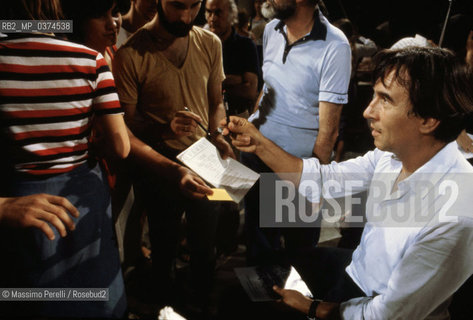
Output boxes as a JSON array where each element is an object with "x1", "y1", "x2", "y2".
[
  {"x1": 362, "y1": 69, "x2": 444, "y2": 177},
  {"x1": 363, "y1": 71, "x2": 423, "y2": 158},
  {"x1": 83, "y1": 3, "x2": 120, "y2": 54}
]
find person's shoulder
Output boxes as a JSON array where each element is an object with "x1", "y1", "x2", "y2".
[
  {"x1": 11, "y1": 35, "x2": 101, "y2": 59},
  {"x1": 264, "y1": 19, "x2": 280, "y2": 35},
  {"x1": 266, "y1": 19, "x2": 280, "y2": 29},
  {"x1": 234, "y1": 32, "x2": 256, "y2": 47},
  {"x1": 192, "y1": 26, "x2": 220, "y2": 43},
  {"x1": 326, "y1": 24, "x2": 350, "y2": 45},
  {"x1": 120, "y1": 27, "x2": 154, "y2": 49},
  {"x1": 117, "y1": 27, "x2": 156, "y2": 58}
]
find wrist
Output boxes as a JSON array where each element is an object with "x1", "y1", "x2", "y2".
[
  {"x1": 0, "y1": 197, "x2": 10, "y2": 224},
  {"x1": 253, "y1": 132, "x2": 267, "y2": 157},
  {"x1": 307, "y1": 299, "x2": 321, "y2": 320}
]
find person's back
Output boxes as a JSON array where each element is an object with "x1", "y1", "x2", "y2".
[
  {"x1": 0, "y1": 1, "x2": 129, "y2": 318},
  {"x1": 0, "y1": 28, "x2": 127, "y2": 177}
]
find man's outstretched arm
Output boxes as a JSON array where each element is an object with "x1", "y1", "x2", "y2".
[{"x1": 222, "y1": 116, "x2": 303, "y2": 185}]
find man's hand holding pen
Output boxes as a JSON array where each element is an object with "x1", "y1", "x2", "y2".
[
  {"x1": 172, "y1": 106, "x2": 235, "y2": 160},
  {"x1": 170, "y1": 108, "x2": 203, "y2": 137},
  {"x1": 219, "y1": 116, "x2": 264, "y2": 155}
]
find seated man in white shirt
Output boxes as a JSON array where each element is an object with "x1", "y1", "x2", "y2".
[{"x1": 222, "y1": 47, "x2": 473, "y2": 319}]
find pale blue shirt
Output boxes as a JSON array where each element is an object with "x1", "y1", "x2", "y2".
[
  {"x1": 249, "y1": 11, "x2": 351, "y2": 157},
  {"x1": 301, "y1": 142, "x2": 473, "y2": 319}
]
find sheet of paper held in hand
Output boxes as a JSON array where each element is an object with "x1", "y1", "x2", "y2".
[{"x1": 176, "y1": 137, "x2": 260, "y2": 203}]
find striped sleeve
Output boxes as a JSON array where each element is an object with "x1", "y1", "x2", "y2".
[
  {"x1": 93, "y1": 53, "x2": 122, "y2": 116},
  {"x1": 0, "y1": 35, "x2": 122, "y2": 176}
]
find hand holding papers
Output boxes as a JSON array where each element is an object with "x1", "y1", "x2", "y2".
[
  {"x1": 176, "y1": 137, "x2": 259, "y2": 203},
  {"x1": 234, "y1": 265, "x2": 313, "y2": 302}
]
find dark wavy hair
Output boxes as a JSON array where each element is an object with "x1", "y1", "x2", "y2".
[
  {"x1": 2, "y1": 0, "x2": 63, "y2": 20},
  {"x1": 372, "y1": 47, "x2": 473, "y2": 143},
  {"x1": 60, "y1": 0, "x2": 116, "y2": 43}
]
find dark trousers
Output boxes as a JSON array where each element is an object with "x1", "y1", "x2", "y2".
[
  {"x1": 289, "y1": 247, "x2": 364, "y2": 302},
  {"x1": 132, "y1": 146, "x2": 221, "y2": 304},
  {"x1": 241, "y1": 152, "x2": 320, "y2": 266}
]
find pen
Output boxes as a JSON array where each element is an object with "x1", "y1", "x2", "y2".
[
  {"x1": 183, "y1": 106, "x2": 211, "y2": 138},
  {"x1": 223, "y1": 90, "x2": 230, "y2": 125}
]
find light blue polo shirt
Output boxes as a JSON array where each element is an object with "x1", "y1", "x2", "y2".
[{"x1": 249, "y1": 10, "x2": 351, "y2": 158}]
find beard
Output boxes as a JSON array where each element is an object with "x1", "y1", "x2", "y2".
[
  {"x1": 261, "y1": 1, "x2": 276, "y2": 20},
  {"x1": 266, "y1": 0, "x2": 296, "y2": 21},
  {"x1": 157, "y1": 0, "x2": 193, "y2": 37}
]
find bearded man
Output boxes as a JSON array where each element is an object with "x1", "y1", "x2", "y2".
[
  {"x1": 113, "y1": 0, "x2": 234, "y2": 311},
  {"x1": 241, "y1": 0, "x2": 352, "y2": 265}
]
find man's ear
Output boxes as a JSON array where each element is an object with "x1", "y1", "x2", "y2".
[{"x1": 419, "y1": 117, "x2": 440, "y2": 135}]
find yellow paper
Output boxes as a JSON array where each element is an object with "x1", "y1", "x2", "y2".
[{"x1": 207, "y1": 188, "x2": 234, "y2": 201}]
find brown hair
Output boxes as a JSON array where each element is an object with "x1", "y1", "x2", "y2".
[{"x1": 373, "y1": 47, "x2": 473, "y2": 143}]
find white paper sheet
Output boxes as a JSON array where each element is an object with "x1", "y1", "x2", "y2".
[
  {"x1": 234, "y1": 265, "x2": 313, "y2": 302},
  {"x1": 176, "y1": 137, "x2": 260, "y2": 203}
]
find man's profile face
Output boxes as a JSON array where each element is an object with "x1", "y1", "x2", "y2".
[
  {"x1": 363, "y1": 70, "x2": 421, "y2": 155},
  {"x1": 157, "y1": 0, "x2": 202, "y2": 37},
  {"x1": 135, "y1": 0, "x2": 157, "y2": 21},
  {"x1": 268, "y1": 0, "x2": 296, "y2": 21},
  {"x1": 205, "y1": 0, "x2": 231, "y2": 39}
]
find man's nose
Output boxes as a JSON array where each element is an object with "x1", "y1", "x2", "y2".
[
  {"x1": 363, "y1": 99, "x2": 377, "y2": 120},
  {"x1": 180, "y1": 10, "x2": 193, "y2": 24}
]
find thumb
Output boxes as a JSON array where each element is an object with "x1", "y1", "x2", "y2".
[
  {"x1": 228, "y1": 116, "x2": 246, "y2": 133},
  {"x1": 273, "y1": 285, "x2": 283, "y2": 295}
]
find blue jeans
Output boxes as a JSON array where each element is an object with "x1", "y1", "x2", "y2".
[{"x1": 0, "y1": 162, "x2": 127, "y2": 319}]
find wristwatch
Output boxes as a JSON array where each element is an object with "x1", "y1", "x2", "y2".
[{"x1": 307, "y1": 299, "x2": 321, "y2": 320}]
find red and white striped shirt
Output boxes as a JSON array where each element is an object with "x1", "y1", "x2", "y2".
[{"x1": 0, "y1": 34, "x2": 122, "y2": 176}]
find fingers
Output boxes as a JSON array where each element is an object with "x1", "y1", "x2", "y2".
[
  {"x1": 46, "y1": 194, "x2": 80, "y2": 218},
  {"x1": 35, "y1": 194, "x2": 79, "y2": 239},
  {"x1": 172, "y1": 112, "x2": 202, "y2": 136},
  {"x1": 180, "y1": 173, "x2": 213, "y2": 199},
  {"x1": 41, "y1": 197, "x2": 77, "y2": 234},
  {"x1": 227, "y1": 116, "x2": 250, "y2": 133},
  {"x1": 213, "y1": 137, "x2": 235, "y2": 160},
  {"x1": 175, "y1": 110, "x2": 203, "y2": 123},
  {"x1": 273, "y1": 285, "x2": 284, "y2": 296},
  {"x1": 29, "y1": 218, "x2": 56, "y2": 240},
  {"x1": 231, "y1": 134, "x2": 252, "y2": 147},
  {"x1": 35, "y1": 210, "x2": 68, "y2": 239},
  {"x1": 190, "y1": 176, "x2": 214, "y2": 196},
  {"x1": 1, "y1": 194, "x2": 79, "y2": 240}
]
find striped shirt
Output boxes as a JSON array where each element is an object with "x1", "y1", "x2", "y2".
[{"x1": 0, "y1": 34, "x2": 122, "y2": 176}]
